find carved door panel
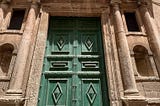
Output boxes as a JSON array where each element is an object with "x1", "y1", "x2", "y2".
[{"x1": 38, "y1": 17, "x2": 109, "y2": 106}]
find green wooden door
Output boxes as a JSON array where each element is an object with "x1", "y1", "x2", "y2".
[{"x1": 38, "y1": 17, "x2": 109, "y2": 106}]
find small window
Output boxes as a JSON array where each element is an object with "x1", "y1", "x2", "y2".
[
  {"x1": 124, "y1": 12, "x2": 140, "y2": 32},
  {"x1": 8, "y1": 9, "x2": 25, "y2": 30}
]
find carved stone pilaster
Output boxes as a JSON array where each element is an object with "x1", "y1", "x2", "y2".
[
  {"x1": 111, "y1": 2, "x2": 139, "y2": 95},
  {"x1": 6, "y1": 2, "x2": 39, "y2": 96}
]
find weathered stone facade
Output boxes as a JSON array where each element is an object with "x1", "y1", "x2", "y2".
[{"x1": 0, "y1": 0, "x2": 160, "y2": 106}]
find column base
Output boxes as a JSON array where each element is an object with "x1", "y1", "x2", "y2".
[
  {"x1": 124, "y1": 89, "x2": 139, "y2": 96},
  {"x1": 6, "y1": 89, "x2": 23, "y2": 96},
  {"x1": 0, "y1": 96, "x2": 25, "y2": 106},
  {"x1": 122, "y1": 96, "x2": 147, "y2": 106}
]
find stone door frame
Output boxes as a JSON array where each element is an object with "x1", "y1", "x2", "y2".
[{"x1": 24, "y1": 3, "x2": 123, "y2": 106}]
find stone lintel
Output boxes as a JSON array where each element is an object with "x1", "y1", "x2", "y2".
[{"x1": 42, "y1": 2, "x2": 108, "y2": 17}]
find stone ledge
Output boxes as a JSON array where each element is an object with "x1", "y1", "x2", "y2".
[
  {"x1": 122, "y1": 96, "x2": 160, "y2": 105},
  {"x1": 147, "y1": 98, "x2": 160, "y2": 104},
  {"x1": 0, "y1": 30, "x2": 23, "y2": 35},
  {"x1": 0, "y1": 96, "x2": 25, "y2": 104},
  {"x1": 122, "y1": 96, "x2": 147, "y2": 106},
  {"x1": 122, "y1": 96, "x2": 146, "y2": 101},
  {"x1": 136, "y1": 77, "x2": 160, "y2": 82},
  {"x1": 126, "y1": 32, "x2": 147, "y2": 36}
]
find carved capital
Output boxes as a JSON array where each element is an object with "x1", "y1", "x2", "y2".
[
  {"x1": 27, "y1": 0, "x2": 40, "y2": 3},
  {"x1": 110, "y1": 0, "x2": 121, "y2": 10},
  {"x1": 110, "y1": 1, "x2": 121, "y2": 11},
  {"x1": 32, "y1": 0, "x2": 39, "y2": 4},
  {"x1": 137, "y1": 0, "x2": 148, "y2": 6},
  {"x1": 110, "y1": 0, "x2": 121, "y2": 5},
  {"x1": 31, "y1": 1, "x2": 39, "y2": 8},
  {"x1": 0, "y1": 0, "x2": 9, "y2": 11},
  {"x1": 0, "y1": 0, "x2": 10, "y2": 4}
]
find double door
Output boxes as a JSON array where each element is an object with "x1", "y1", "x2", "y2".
[{"x1": 38, "y1": 17, "x2": 109, "y2": 106}]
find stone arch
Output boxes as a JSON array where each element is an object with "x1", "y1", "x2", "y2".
[
  {"x1": 130, "y1": 42, "x2": 152, "y2": 55},
  {"x1": 0, "y1": 43, "x2": 14, "y2": 76},
  {"x1": 133, "y1": 45, "x2": 154, "y2": 76},
  {"x1": 0, "y1": 41, "x2": 18, "y2": 54}
]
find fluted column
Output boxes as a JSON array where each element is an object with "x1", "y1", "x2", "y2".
[
  {"x1": 139, "y1": 1, "x2": 160, "y2": 75},
  {"x1": 111, "y1": 1, "x2": 139, "y2": 95},
  {"x1": 7, "y1": 2, "x2": 38, "y2": 96}
]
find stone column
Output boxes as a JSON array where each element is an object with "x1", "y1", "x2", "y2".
[
  {"x1": 0, "y1": 0, "x2": 8, "y2": 30},
  {"x1": 7, "y1": 2, "x2": 38, "y2": 96},
  {"x1": 111, "y1": 1, "x2": 139, "y2": 95},
  {"x1": 0, "y1": 5, "x2": 3, "y2": 27},
  {"x1": 139, "y1": 1, "x2": 160, "y2": 76}
]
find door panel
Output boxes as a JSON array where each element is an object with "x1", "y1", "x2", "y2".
[
  {"x1": 81, "y1": 32, "x2": 98, "y2": 53},
  {"x1": 38, "y1": 17, "x2": 109, "y2": 106},
  {"x1": 81, "y1": 79, "x2": 102, "y2": 106},
  {"x1": 46, "y1": 79, "x2": 70, "y2": 106}
]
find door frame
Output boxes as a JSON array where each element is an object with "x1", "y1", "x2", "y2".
[{"x1": 25, "y1": 4, "x2": 123, "y2": 106}]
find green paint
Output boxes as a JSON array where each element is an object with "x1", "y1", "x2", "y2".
[{"x1": 38, "y1": 17, "x2": 109, "y2": 106}]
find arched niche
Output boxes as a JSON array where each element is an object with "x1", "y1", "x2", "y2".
[
  {"x1": 0, "y1": 43, "x2": 14, "y2": 77},
  {"x1": 133, "y1": 45, "x2": 154, "y2": 76}
]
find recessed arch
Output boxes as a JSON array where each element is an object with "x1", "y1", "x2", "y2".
[
  {"x1": 133, "y1": 45, "x2": 154, "y2": 76},
  {"x1": 130, "y1": 42, "x2": 152, "y2": 55},
  {"x1": 0, "y1": 43, "x2": 14, "y2": 76}
]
